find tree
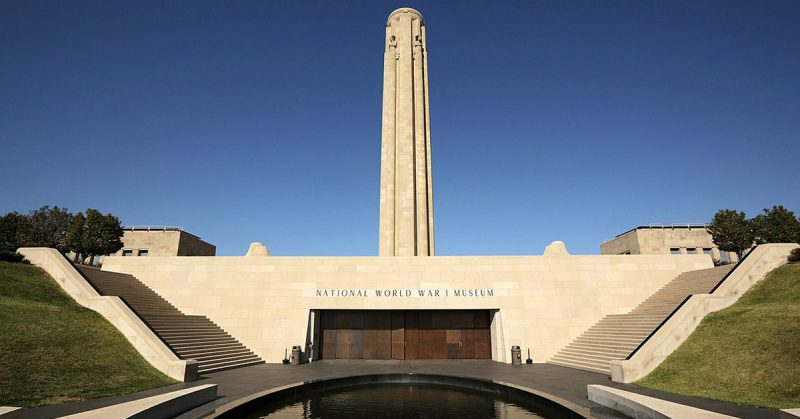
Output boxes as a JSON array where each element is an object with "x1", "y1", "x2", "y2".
[
  {"x1": 3, "y1": 206, "x2": 124, "y2": 262},
  {"x1": 707, "y1": 209, "x2": 754, "y2": 260},
  {"x1": 79, "y1": 209, "x2": 124, "y2": 263},
  {"x1": 15, "y1": 206, "x2": 72, "y2": 252},
  {"x1": 65, "y1": 212, "x2": 87, "y2": 261},
  {"x1": 0, "y1": 212, "x2": 24, "y2": 253},
  {"x1": 751, "y1": 205, "x2": 800, "y2": 244}
]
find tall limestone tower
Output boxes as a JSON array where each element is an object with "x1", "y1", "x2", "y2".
[{"x1": 379, "y1": 8, "x2": 434, "y2": 256}]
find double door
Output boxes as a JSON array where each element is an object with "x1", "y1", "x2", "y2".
[{"x1": 320, "y1": 310, "x2": 491, "y2": 360}]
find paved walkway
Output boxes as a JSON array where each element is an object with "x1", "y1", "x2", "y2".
[{"x1": 18, "y1": 361, "x2": 780, "y2": 418}]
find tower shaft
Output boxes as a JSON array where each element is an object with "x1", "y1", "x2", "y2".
[{"x1": 379, "y1": 8, "x2": 434, "y2": 256}]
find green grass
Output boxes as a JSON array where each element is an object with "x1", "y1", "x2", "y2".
[
  {"x1": 0, "y1": 261, "x2": 176, "y2": 408},
  {"x1": 636, "y1": 263, "x2": 800, "y2": 408}
]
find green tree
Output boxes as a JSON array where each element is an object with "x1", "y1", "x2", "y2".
[
  {"x1": 707, "y1": 209, "x2": 754, "y2": 260},
  {"x1": 16, "y1": 206, "x2": 72, "y2": 252},
  {"x1": 80, "y1": 209, "x2": 124, "y2": 263},
  {"x1": 751, "y1": 205, "x2": 800, "y2": 244},
  {"x1": 65, "y1": 212, "x2": 87, "y2": 261},
  {"x1": 0, "y1": 212, "x2": 24, "y2": 253}
]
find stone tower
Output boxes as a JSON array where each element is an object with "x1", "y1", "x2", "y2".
[{"x1": 379, "y1": 8, "x2": 434, "y2": 256}]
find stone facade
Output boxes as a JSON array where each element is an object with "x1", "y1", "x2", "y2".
[
  {"x1": 379, "y1": 8, "x2": 434, "y2": 256},
  {"x1": 600, "y1": 225, "x2": 738, "y2": 264},
  {"x1": 115, "y1": 228, "x2": 216, "y2": 257},
  {"x1": 102, "y1": 252, "x2": 711, "y2": 364}
]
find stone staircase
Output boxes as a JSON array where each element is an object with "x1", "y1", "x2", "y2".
[
  {"x1": 548, "y1": 265, "x2": 735, "y2": 374},
  {"x1": 74, "y1": 265, "x2": 264, "y2": 375}
]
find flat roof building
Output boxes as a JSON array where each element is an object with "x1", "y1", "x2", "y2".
[
  {"x1": 115, "y1": 226, "x2": 216, "y2": 257},
  {"x1": 600, "y1": 224, "x2": 738, "y2": 264}
]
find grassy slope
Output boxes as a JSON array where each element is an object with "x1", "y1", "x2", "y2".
[
  {"x1": 636, "y1": 263, "x2": 800, "y2": 408},
  {"x1": 0, "y1": 261, "x2": 176, "y2": 407}
]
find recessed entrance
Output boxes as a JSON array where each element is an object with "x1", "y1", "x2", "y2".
[{"x1": 319, "y1": 310, "x2": 491, "y2": 360}]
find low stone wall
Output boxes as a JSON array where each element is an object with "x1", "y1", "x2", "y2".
[
  {"x1": 17, "y1": 248, "x2": 197, "y2": 382},
  {"x1": 610, "y1": 243, "x2": 800, "y2": 383},
  {"x1": 587, "y1": 385, "x2": 737, "y2": 418},
  {"x1": 102, "y1": 252, "x2": 711, "y2": 363}
]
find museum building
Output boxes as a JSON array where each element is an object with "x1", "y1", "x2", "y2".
[{"x1": 94, "y1": 8, "x2": 714, "y2": 371}]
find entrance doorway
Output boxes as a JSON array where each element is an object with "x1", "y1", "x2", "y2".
[{"x1": 319, "y1": 310, "x2": 491, "y2": 360}]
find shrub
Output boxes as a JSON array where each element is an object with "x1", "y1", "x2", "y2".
[
  {"x1": 788, "y1": 248, "x2": 800, "y2": 263},
  {"x1": 0, "y1": 251, "x2": 28, "y2": 263}
]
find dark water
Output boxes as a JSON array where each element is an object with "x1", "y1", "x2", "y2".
[{"x1": 247, "y1": 383, "x2": 547, "y2": 418}]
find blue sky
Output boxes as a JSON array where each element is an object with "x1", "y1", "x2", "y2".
[{"x1": 2, "y1": 1, "x2": 798, "y2": 256}]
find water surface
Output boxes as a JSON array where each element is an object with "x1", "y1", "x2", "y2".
[{"x1": 248, "y1": 383, "x2": 547, "y2": 418}]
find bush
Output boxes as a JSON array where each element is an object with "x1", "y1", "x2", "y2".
[
  {"x1": 0, "y1": 251, "x2": 28, "y2": 263},
  {"x1": 788, "y1": 248, "x2": 800, "y2": 263}
]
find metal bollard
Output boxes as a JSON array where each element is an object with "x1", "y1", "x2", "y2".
[
  {"x1": 291, "y1": 345, "x2": 302, "y2": 365},
  {"x1": 511, "y1": 345, "x2": 522, "y2": 365}
]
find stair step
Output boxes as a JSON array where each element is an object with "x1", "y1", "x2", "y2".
[
  {"x1": 198, "y1": 359, "x2": 265, "y2": 375},
  {"x1": 152, "y1": 326, "x2": 221, "y2": 332},
  {"x1": 558, "y1": 348, "x2": 630, "y2": 359},
  {"x1": 172, "y1": 341, "x2": 246, "y2": 351},
  {"x1": 553, "y1": 351, "x2": 622, "y2": 363},
  {"x1": 196, "y1": 353, "x2": 261, "y2": 364},
  {"x1": 199, "y1": 356, "x2": 264, "y2": 371},
  {"x1": 563, "y1": 343, "x2": 636, "y2": 353},
  {"x1": 167, "y1": 337, "x2": 238, "y2": 346},
  {"x1": 580, "y1": 329, "x2": 650, "y2": 340},
  {"x1": 162, "y1": 334, "x2": 232, "y2": 341},
  {"x1": 189, "y1": 350, "x2": 256, "y2": 361},
  {"x1": 547, "y1": 359, "x2": 609, "y2": 375},
  {"x1": 574, "y1": 337, "x2": 642, "y2": 345}
]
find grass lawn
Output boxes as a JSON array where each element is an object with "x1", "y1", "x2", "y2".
[
  {"x1": 636, "y1": 263, "x2": 800, "y2": 408},
  {"x1": 0, "y1": 261, "x2": 176, "y2": 408}
]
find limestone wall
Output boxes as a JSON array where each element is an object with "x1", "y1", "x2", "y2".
[
  {"x1": 116, "y1": 230, "x2": 216, "y2": 257},
  {"x1": 102, "y1": 254, "x2": 712, "y2": 363}
]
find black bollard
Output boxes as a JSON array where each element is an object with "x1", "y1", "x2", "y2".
[
  {"x1": 282, "y1": 348, "x2": 290, "y2": 364},
  {"x1": 526, "y1": 348, "x2": 533, "y2": 364}
]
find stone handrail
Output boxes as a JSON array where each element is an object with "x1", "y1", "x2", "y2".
[
  {"x1": 17, "y1": 248, "x2": 197, "y2": 382},
  {"x1": 610, "y1": 243, "x2": 800, "y2": 383}
]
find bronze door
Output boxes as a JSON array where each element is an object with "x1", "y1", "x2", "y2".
[
  {"x1": 418, "y1": 311, "x2": 447, "y2": 359},
  {"x1": 319, "y1": 310, "x2": 491, "y2": 360},
  {"x1": 364, "y1": 311, "x2": 391, "y2": 359},
  {"x1": 404, "y1": 311, "x2": 419, "y2": 359},
  {"x1": 321, "y1": 311, "x2": 337, "y2": 359},
  {"x1": 473, "y1": 311, "x2": 491, "y2": 359},
  {"x1": 391, "y1": 311, "x2": 405, "y2": 359},
  {"x1": 334, "y1": 311, "x2": 352, "y2": 359},
  {"x1": 328, "y1": 310, "x2": 365, "y2": 359}
]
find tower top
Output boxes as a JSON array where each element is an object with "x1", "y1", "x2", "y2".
[{"x1": 387, "y1": 8, "x2": 424, "y2": 26}]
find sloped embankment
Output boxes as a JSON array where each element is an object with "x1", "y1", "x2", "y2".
[
  {"x1": 636, "y1": 264, "x2": 800, "y2": 408},
  {"x1": 0, "y1": 261, "x2": 175, "y2": 407}
]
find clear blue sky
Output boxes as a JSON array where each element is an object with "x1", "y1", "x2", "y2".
[{"x1": 2, "y1": 1, "x2": 798, "y2": 256}]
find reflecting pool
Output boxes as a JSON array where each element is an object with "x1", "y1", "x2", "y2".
[{"x1": 247, "y1": 383, "x2": 548, "y2": 418}]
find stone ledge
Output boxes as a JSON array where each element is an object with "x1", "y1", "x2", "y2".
[
  {"x1": 782, "y1": 408, "x2": 800, "y2": 419},
  {"x1": 588, "y1": 385, "x2": 736, "y2": 419},
  {"x1": 59, "y1": 384, "x2": 217, "y2": 419},
  {"x1": 0, "y1": 407, "x2": 21, "y2": 418}
]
